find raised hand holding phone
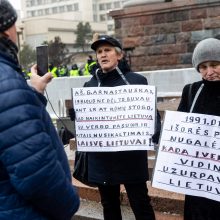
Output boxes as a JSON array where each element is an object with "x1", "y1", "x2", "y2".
[
  {"x1": 30, "y1": 64, "x2": 53, "y2": 94},
  {"x1": 36, "y1": 45, "x2": 49, "y2": 76}
]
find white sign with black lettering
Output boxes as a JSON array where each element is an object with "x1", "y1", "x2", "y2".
[
  {"x1": 72, "y1": 85, "x2": 156, "y2": 152},
  {"x1": 152, "y1": 111, "x2": 220, "y2": 202}
]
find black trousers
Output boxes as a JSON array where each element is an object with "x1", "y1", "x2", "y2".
[
  {"x1": 98, "y1": 182, "x2": 155, "y2": 220},
  {"x1": 184, "y1": 195, "x2": 220, "y2": 220}
]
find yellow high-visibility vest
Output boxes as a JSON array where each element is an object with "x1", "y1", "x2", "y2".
[
  {"x1": 84, "y1": 61, "x2": 96, "y2": 75},
  {"x1": 70, "y1": 69, "x2": 80, "y2": 77},
  {"x1": 50, "y1": 67, "x2": 58, "y2": 77}
]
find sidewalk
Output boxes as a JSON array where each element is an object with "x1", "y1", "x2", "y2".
[
  {"x1": 72, "y1": 178, "x2": 184, "y2": 220},
  {"x1": 72, "y1": 199, "x2": 183, "y2": 220}
]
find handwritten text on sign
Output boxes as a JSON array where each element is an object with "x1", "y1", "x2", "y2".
[
  {"x1": 72, "y1": 85, "x2": 156, "y2": 152},
  {"x1": 152, "y1": 111, "x2": 220, "y2": 202}
]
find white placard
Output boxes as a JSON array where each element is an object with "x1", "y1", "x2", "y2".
[
  {"x1": 152, "y1": 110, "x2": 220, "y2": 202},
  {"x1": 72, "y1": 85, "x2": 156, "y2": 152}
]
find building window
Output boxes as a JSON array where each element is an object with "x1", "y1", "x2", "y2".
[
  {"x1": 31, "y1": 11, "x2": 36, "y2": 17},
  {"x1": 52, "y1": 7, "x2": 57, "y2": 14},
  {"x1": 45, "y1": 8, "x2": 50, "y2": 15},
  {"x1": 29, "y1": 0, "x2": 35, "y2": 6},
  {"x1": 27, "y1": 11, "x2": 32, "y2": 17},
  {"x1": 107, "y1": 24, "x2": 114, "y2": 31},
  {"x1": 106, "y1": 3, "x2": 111, "y2": 10},
  {"x1": 100, "y1": 14, "x2": 106, "y2": 21},
  {"x1": 93, "y1": 14, "x2": 97, "y2": 22},
  {"x1": 67, "y1": 5, "x2": 73, "y2": 12},
  {"x1": 37, "y1": 0, "x2": 42, "y2": 4},
  {"x1": 114, "y1": 1, "x2": 121, "y2": 8},
  {"x1": 99, "y1": 3, "x2": 105, "y2": 10},
  {"x1": 73, "y1": 3, "x2": 79, "y2": 11},
  {"x1": 93, "y1": 4, "x2": 97, "y2": 11},
  {"x1": 59, "y1": 6, "x2": 65, "y2": 13},
  {"x1": 107, "y1": 15, "x2": 112, "y2": 21},
  {"x1": 26, "y1": 0, "x2": 31, "y2": 7},
  {"x1": 38, "y1": 9, "x2": 43, "y2": 16}
]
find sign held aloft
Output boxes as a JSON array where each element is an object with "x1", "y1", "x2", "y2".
[
  {"x1": 72, "y1": 85, "x2": 156, "y2": 152},
  {"x1": 152, "y1": 110, "x2": 220, "y2": 202}
]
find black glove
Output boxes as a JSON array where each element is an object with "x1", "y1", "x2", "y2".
[
  {"x1": 68, "y1": 108, "x2": 75, "y2": 121},
  {"x1": 152, "y1": 131, "x2": 160, "y2": 144},
  {"x1": 152, "y1": 110, "x2": 162, "y2": 144}
]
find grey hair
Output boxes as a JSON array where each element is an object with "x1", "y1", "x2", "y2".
[
  {"x1": 95, "y1": 45, "x2": 122, "y2": 56},
  {"x1": 115, "y1": 47, "x2": 122, "y2": 54}
]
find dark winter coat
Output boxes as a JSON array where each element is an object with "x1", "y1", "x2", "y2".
[
  {"x1": 84, "y1": 67, "x2": 161, "y2": 185},
  {"x1": 178, "y1": 79, "x2": 220, "y2": 220},
  {"x1": 0, "y1": 47, "x2": 79, "y2": 219}
]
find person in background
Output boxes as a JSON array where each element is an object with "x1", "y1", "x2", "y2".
[
  {"x1": 59, "y1": 64, "x2": 69, "y2": 77},
  {"x1": 177, "y1": 38, "x2": 220, "y2": 220},
  {"x1": 21, "y1": 66, "x2": 29, "y2": 79},
  {"x1": 83, "y1": 55, "x2": 96, "y2": 75},
  {"x1": 0, "y1": 1, "x2": 80, "y2": 219},
  {"x1": 69, "y1": 63, "x2": 81, "y2": 76},
  {"x1": 72, "y1": 33, "x2": 161, "y2": 220},
  {"x1": 48, "y1": 62, "x2": 58, "y2": 77}
]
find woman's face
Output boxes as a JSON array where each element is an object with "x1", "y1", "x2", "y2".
[
  {"x1": 199, "y1": 61, "x2": 220, "y2": 81},
  {"x1": 96, "y1": 43, "x2": 123, "y2": 73}
]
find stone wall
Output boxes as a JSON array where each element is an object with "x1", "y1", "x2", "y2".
[{"x1": 110, "y1": 0, "x2": 220, "y2": 71}]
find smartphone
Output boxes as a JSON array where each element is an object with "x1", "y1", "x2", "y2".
[{"x1": 36, "y1": 45, "x2": 48, "y2": 76}]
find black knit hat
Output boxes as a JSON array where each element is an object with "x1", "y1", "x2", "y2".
[
  {"x1": 0, "y1": 0, "x2": 17, "y2": 32},
  {"x1": 91, "y1": 34, "x2": 122, "y2": 51}
]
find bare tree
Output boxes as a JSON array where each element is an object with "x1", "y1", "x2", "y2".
[
  {"x1": 43, "y1": 36, "x2": 69, "y2": 66},
  {"x1": 74, "y1": 22, "x2": 92, "y2": 51}
]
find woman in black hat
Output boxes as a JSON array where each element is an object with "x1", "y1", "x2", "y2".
[{"x1": 79, "y1": 34, "x2": 161, "y2": 220}]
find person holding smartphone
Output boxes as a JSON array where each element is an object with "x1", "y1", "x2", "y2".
[{"x1": 0, "y1": 1, "x2": 80, "y2": 219}]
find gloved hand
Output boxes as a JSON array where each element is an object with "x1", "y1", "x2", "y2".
[
  {"x1": 68, "y1": 108, "x2": 75, "y2": 121},
  {"x1": 152, "y1": 131, "x2": 161, "y2": 144}
]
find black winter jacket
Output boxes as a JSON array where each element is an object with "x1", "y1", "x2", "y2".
[
  {"x1": 178, "y1": 79, "x2": 220, "y2": 115},
  {"x1": 0, "y1": 38, "x2": 79, "y2": 220},
  {"x1": 84, "y1": 67, "x2": 161, "y2": 185}
]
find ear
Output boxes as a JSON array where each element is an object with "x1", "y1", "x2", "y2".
[
  {"x1": 0, "y1": 30, "x2": 9, "y2": 38},
  {"x1": 117, "y1": 52, "x2": 123, "y2": 61}
]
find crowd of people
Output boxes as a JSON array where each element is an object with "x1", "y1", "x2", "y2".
[
  {"x1": 22, "y1": 55, "x2": 97, "y2": 79},
  {"x1": 0, "y1": 0, "x2": 220, "y2": 220}
]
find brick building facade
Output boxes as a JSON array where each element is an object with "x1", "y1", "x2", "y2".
[{"x1": 110, "y1": 0, "x2": 220, "y2": 71}]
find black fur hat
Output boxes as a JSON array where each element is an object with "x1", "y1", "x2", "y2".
[{"x1": 0, "y1": 0, "x2": 17, "y2": 32}]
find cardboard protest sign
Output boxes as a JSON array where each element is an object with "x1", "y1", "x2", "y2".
[
  {"x1": 152, "y1": 110, "x2": 220, "y2": 202},
  {"x1": 72, "y1": 85, "x2": 156, "y2": 152}
]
